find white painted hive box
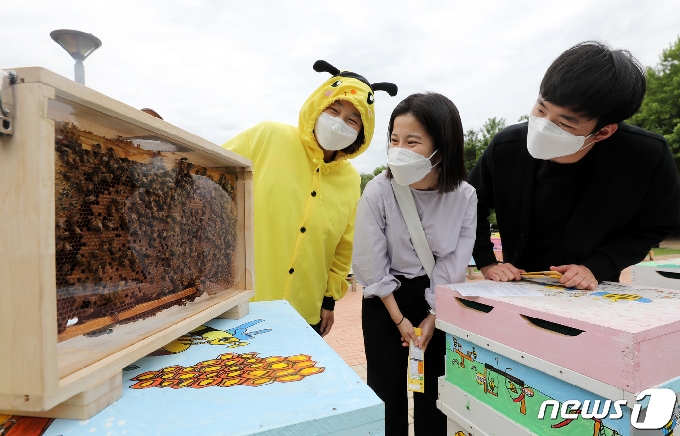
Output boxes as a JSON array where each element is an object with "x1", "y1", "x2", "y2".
[{"x1": 632, "y1": 258, "x2": 680, "y2": 290}]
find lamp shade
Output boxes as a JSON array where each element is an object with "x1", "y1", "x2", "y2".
[{"x1": 50, "y1": 29, "x2": 102, "y2": 61}]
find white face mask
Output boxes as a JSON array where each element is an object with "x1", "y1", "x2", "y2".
[
  {"x1": 387, "y1": 147, "x2": 439, "y2": 186},
  {"x1": 314, "y1": 112, "x2": 359, "y2": 151},
  {"x1": 527, "y1": 114, "x2": 596, "y2": 160}
]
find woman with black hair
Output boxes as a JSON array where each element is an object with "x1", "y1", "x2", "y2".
[{"x1": 353, "y1": 93, "x2": 477, "y2": 436}]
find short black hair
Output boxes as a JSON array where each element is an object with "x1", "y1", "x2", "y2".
[
  {"x1": 540, "y1": 41, "x2": 646, "y2": 131},
  {"x1": 386, "y1": 93, "x2": 466, "y2": 193}
]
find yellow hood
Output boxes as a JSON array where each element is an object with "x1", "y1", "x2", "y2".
[{"x1": 298, "y1": 61, "x2": 397, "y2": 171}]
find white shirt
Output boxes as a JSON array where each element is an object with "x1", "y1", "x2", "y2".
[{"x1": 352, "y1": 172, "x2": 477, "y2": 309}]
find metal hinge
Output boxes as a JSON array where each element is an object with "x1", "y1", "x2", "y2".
[{"x1": 0, "y1": 69, "x2": 17, "y2": 136}]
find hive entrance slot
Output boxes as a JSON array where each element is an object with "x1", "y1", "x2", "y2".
[
  {"x1": 455, "y1": 298, "x2": 494, "y2": 313},
  {"x1": 521, "y1": 315, "x2": 583, "y2": 336}
]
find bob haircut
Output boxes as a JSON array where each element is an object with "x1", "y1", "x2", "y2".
[
  {"x1": 386, "y1": 92, "x2": 466, "y2": 193},
  {"x1": 540, "y1": 41, "x2": 646, "y2": 132}
]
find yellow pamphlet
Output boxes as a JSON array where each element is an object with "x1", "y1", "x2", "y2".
[{"x1": 407, "y1": 327, "x2": 425, "y2": 393}]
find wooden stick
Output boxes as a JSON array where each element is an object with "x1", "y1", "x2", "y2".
[{"x1": 58, "y1": 287, "x2": 198, "y2": 342}]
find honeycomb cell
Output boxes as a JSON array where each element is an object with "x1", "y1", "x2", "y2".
[{"x1": 55, "y1": 123, "x2": 238, "y2": 338}]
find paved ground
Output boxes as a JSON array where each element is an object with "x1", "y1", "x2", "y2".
[
  {"x1": 322, "y1": 256, "x2": 680, "y2": 435},
  {"x1": 660, "y1": 235, "x2": 680, "y2": 249}
]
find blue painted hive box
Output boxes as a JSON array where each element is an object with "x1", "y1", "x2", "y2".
[{"x1": 2, "y1": 301, "x2": 384, "y2": 436}]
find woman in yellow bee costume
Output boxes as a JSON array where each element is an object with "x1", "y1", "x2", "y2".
[{"x1": 223, "y1": 61, "x2": 397, "y2": 335}]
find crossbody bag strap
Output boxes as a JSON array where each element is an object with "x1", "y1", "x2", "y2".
[{"x1": 391, "y1": 178, "x2": 435, "y2": 278}]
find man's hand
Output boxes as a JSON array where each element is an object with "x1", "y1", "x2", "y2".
[
  {"x1": 319, "y1": 308, "x2": 334, "y2": 337},
  {"x1": 550, "y1": 265, "x2": 598, "y2": 290},
  {"x1": 481, "y1": 263, "x2": 525, "y2": 282},
  {"x1": 417, "y1": 315, "x2": 436, "y2": 351}
]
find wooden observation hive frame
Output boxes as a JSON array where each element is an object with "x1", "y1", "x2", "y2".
[{"x1": 0, "y1": 67, "x2": 254, "y2": 419}]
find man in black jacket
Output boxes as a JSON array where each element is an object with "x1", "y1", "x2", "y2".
[{"x1": 469, "y1": 41, "x2": 680, "y2": 290}]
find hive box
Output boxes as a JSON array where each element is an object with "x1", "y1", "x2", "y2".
[
  {"x1": 1, "y1": 301, "x2": 385, "y2": 436},
  {"x1": 632, "y1": 258, "x2": 680, "y2": 290},
  {"x1": 0, "y1": 67, "x2": 254, "y2": 418},
  {"x1": 436, "y1": 281, "x2": 680, "y2": 436},
  {"x1": 438, "y1": 378, "x2": 536, "y2": 436}
]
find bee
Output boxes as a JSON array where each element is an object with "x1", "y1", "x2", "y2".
[
  {"x1": 87, "y1": 260, "x2": 98, "y2": 272},
  {"x1": 90, "y1": 218, "x2": 103, "y2": 233},
  {"x1": 59, "y1": 263, "x2": 71, "y2": 275},
  {"x1": 85, "y1": 195, "x2": 96, "y2": 203},
  {"x1": 96, "y1": 266, "x2": 103, "y2": 281},
  {"x1": 103, "y1": 219, "x2": 116, "y2": 231},
  {"x1": 91, "y1": 143, "x2": 102, "y2": 153},
  {"x1": 129, "y1": 256, "x2": 139, "y2": 270}
]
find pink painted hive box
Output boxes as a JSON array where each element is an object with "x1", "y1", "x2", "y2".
[{"x1": 436, "y1": 280, "x2": 680, "y2": 393}]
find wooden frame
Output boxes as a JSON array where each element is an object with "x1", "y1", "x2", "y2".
[{"x1": 0, "y1": 68, "x2": 254, "y2": 418}]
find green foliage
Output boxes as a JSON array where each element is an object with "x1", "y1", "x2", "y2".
[
  {"x1": 628, "y1": 37, "x2": 680, "y2": 177},
  {"x1": 463, "y1": 117, "x2": 507, "y2": 174},
  {"x1": 360, "y1": 165, "x2": 386, "y2": 193},
  {"x1": 488, "y1": 210, "x2": 498, "y2": 230},
  {"x1": 462, "y1": 118, "x2": 507, "y2": 230},
  {"x1": 517, "y1": 114, "x2": 529, "y2": 122}
]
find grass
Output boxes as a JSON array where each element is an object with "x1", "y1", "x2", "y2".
[{"x1": 652, "y1": 247, "x2": 680, "y2": 256}]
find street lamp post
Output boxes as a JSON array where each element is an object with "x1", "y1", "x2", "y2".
[{"x1": 50, "y1": 29, "x2": 102, "y2": 85}]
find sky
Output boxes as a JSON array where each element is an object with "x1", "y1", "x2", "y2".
[{"x1": 2, "y1": 0, "x2": 679, "y2": 173}]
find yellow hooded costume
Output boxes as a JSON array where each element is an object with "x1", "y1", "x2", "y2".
[{"x1": 222, "y1": 61, "x2": 397, "y2": 324}]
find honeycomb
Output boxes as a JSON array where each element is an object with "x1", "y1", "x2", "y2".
[
  {"x1": 129, "y1": 352, "x2": 325, "y2": 389},
  {"x1": 54, "y1": 123, "x2": 237, "y2": 339}
]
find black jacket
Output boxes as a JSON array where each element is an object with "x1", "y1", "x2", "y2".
[{"x1": 468, "y1": 122, "x2": 680, "y2": 282}]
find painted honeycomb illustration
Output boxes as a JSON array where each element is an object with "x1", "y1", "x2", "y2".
[
  {"x1": 54, "y1": 123, "x2": 238, "y2": 339},
  {"x1": 129, "y1": 352, "x2": 325, "y2": 389}
]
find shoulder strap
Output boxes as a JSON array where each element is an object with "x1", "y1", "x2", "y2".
[{"x1": 390, "y1": 179, "x2": 435, "y2": 278}]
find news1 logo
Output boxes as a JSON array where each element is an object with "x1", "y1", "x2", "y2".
[{"x1": 537, "y1": 388, "x2": 677, "y2": 430}]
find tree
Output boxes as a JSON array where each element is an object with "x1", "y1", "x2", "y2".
[
  {"x1": 462, "y1": 117, "x2": 507, "y2": 229},
  {"x1": 360, "y1": 165, "x2": 387, "y2": 193},
  {"x1": 628, "y1": 37, "x2": 680, "y2": 177},
  {"x1": 463, "y1": 117, "x2": 507, "y2": 174}
]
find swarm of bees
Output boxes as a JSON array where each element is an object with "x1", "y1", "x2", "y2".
[{"x1": 55, "y1": 123, "x2": 237, "y2": 336}]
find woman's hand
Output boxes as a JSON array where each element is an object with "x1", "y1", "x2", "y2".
[
  {"x1": 319, "y1": 308, "x2": 334, "y2": 337},
  {"x1": 417, "y1": 314, "x2": 436, "y2": 351},
  {"x1": 397, "y1": 317, "x2": 418, "y2": 348}
]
